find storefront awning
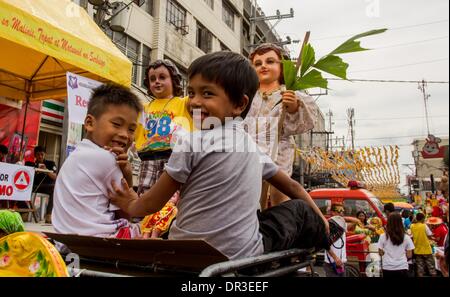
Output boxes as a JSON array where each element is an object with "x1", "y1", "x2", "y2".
[{"x1": 0, "y1": 0, "x2": 132, "y2": 102}]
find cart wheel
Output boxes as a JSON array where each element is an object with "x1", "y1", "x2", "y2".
[{"x1": 345, "y1": 264, "x2": 361, "y2": 277}]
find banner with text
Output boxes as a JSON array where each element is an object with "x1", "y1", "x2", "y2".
[
  {"x1": 66, "y1": 72, "x2": 102, "y2": 157},
  {"x1": 66, "y1": 72, "x2": 102, "y2": 125},
  {"x1": 0, "y1": 163, "x2": 35, "y2": 202}
]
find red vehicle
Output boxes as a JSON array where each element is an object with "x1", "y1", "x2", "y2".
[{"x1": 309, "y1": 181, "x2": 387, "y2": 276}]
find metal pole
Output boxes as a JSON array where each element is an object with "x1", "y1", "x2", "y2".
[{"x1": 419, "y1": 80, "x2": 431, "y2": 136}]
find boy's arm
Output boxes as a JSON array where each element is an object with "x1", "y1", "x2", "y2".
[
  {"x1": 106, "y1": 146, "x2": 133, "y2": 187},
  {"x1": 109, "y1": 172, "x2": 180, "y2": 217},
  {"x1": 266, "y1": 170, "x2": 329, "y2": 234}
]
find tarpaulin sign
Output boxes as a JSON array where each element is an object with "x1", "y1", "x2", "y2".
[{"x1": 0, "y1": 163, "x2": 35, "y2": 201}]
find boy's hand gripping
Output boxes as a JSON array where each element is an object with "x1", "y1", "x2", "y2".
[
  {"x1": 108, "y1": 178, "x2": 140, "y2": 216},
  {"x1": 105, "y1": 146, "x2": 134, "y2": 186}
]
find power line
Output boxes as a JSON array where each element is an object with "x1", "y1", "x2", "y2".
[
  {"x1": 333, "y1": 115, "x2": 449, "y2": 121},
  {"x1": 375, "y1": 36, "x2": 449, "y2": 50},
  {"x1": 350, "y1": 58, "x2": 449, "y2": 73},
  {"x1": 312, "y1": 19, "x2": 449, "y2": 41},
  {"x1": 356, "y1": 133, "x2": 448, "y2": 141},
  {"x1": 326, "y1": 78, "x2": 449, "y2": 84}
]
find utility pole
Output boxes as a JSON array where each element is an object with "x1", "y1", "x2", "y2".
[
  {"x1": 326, "y1": 110, "x2": 334, "y2": 151},
  {"x1": 347, "y1": 108, "x2": 356, "y2": 151},
  {"x1": 249, "y1": 0, "x2": 294, "y2": 50},
  {"x1": 418, "y1": 80, "x2": 432, "y2": 136}
]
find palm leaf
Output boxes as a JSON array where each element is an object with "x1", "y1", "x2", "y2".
[
  {"x1": 282, "y1": 60, "x2": 298, "y2": 90},
  {"x1": 294, "y1": 70, "x2": 328, "y2": 90},
  {"x1": 300, "y1": 44, "x2": 316, "y2": 77},
  {"x1": 330, "y1": 28, "x2": 388, "y2": 55},
  {"x1": 313, "y1": 55, "x2": 349, "y2": 80}
]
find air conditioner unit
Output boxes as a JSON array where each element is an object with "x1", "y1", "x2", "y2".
[{"x1": 109, "y1": 2, "x2": 131, "y2": 32}]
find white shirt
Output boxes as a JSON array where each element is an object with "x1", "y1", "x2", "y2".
[
  {"x1": 52, "y1": 139, "x2": 124, "y2": 237},
  {"x1": 378, "y1": 234, "x2": 415, "y2": 271},
  {"x1": 325, "y1": 226, "x2": 347, "y2": 264},
  {"x1": 166, "y1": 120, "x2": 278, "y2": 260}
]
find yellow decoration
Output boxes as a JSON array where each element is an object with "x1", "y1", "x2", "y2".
[{"x1": 0, "y1": 232, "x2": 69, "y2": 277}]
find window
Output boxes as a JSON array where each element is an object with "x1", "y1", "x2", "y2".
[
  {"x1": 343, "y1": 199, "x2": 377, "y2": 218},
  {"x1": 113, "y1": 32, "x2": 139, "y2": 84},
  {"x1": 313, "y1": 199, "x2": 332, "y2": 216},
  {"x1": 134, "y1": 0, "x2": 154, "y2": 16},
  {"x1": 166, "y1": 0, "x2": 187, "y2": 34},
  {"x1": 196, "y1": 22, "x2": 213, "y2": 53},
  {"x1": 222, "y1": 0, "x2": 235, "y2": 31},
  {"x1": 141, "y1": 45, "x2": 151, "y2": 88},
  {"x1": 204, "y1": 0, "x2": 214, "y2": 10}
]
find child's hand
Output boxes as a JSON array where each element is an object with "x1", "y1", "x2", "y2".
[
  {"x1": 281, "y1": 90, "x2": 300, "y2": 114},
  {"x1": 105, "y1": 146, "x2": 133, "y2": 186},
  {"x1": 108, "y1": 178, "x2": 140, "y2": 216}
]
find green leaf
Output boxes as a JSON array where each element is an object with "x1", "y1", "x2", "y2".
[
  {"x1": 300, "y1": 44, "x2": 316, "y2": 77},
  {"x1": 37, "y1": 251, "x2": 43, "y2": 262},
  {"x1": 313, "y1": 55, "x2": 349, "y2": 80},
  {"x1": 294, "y1": 70, "x2": 328, "y2": 90},
  {"x1": 330, "y1": 28, "x2": 387, "y2": 55},
  {"x1": 282, "y1": 59, "x2": 297, "y2": 90},
  {"x1": 3, "y1": 241, "x2": 8, "y2": 252}
]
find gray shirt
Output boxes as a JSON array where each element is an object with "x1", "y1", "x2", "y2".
[{"x1": 166, "y1": 120, "x2": 278, "y2": 260}]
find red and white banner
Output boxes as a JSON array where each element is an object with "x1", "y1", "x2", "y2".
[
  {"x1": 0, "y1": 163, "x2": 35, "y2": 202},
  {"x1": 66, "y1": 72, "x2": 102, "y2": 125}
]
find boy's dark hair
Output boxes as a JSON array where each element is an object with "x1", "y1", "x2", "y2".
[
  {"x1": 384, "y1": 202, "x2": 395, "y2": 214},
  {"x1": 188, "y1": 51, "x2": 259, "y2": 119},
  {"x1": 88, "y1": 84, "x2": 143, "y2": 118},
  {"x1": 34, "y1": 146, "x2": 46, "y2": 155},
  {"x1": 143, "y1": 60, "x2": 184, "y2": 97},
  {"x1": 249, "y1": 43, "x2": 290, "y2": 85},
  {"x1": 416, "y1": 212, "x2": 425, "y2": 222},
  {"x1": 0, "y1": 145, "x2": 8, "y2": 155}
]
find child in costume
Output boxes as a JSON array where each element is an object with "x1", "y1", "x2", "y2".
[
  {"x1": 244, "y1": 43, "x2": 318, "y2": 209},
  {"x1": 135, "y1": 60, "x2": 192, "y2": 238},
  {"x1": 108, "y1": 51, "x2": 341, "y2": 260},
  {"x1": 52, "y1": 84, "x2": 143, "y2": 238}
]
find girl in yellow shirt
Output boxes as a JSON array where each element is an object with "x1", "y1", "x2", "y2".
[{"x1": 134, "y1": 60, "x2": 192, "y2": 237}]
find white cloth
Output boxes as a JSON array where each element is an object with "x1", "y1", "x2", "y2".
[
  {"x1": 166, "y1": 120, "x2": 279, "y2": 260},
  {"x1": 52, "y1": 139, "x2": 125, "y2": 237},
  {"x1": 377, "y1": 234, "x2": 415, "y2": 271},
  {"x1": 243, "y1": 89, "x2": 317, "y2": 175},
  {"x1": 325, "y1": 222, "x2": 347, "y2": 264}
]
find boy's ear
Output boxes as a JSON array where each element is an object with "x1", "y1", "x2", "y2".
[
  {"x1": 233, "y1": 95, "x2": 249, "y2": 117},
  {"x1": 84, "y1": 114, "x2": 95, "y2": 132}
]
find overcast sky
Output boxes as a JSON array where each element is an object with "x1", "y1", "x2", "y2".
[{"x1": 257, "y1": 0, "x2": 449, "y2": 193}]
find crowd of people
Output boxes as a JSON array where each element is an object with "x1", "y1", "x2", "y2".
[{"x1": 1, "y1": 43, "x2": 449, "y2": 277}]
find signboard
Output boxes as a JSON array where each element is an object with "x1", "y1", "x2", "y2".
[
  {"x1": 421, "y1": 135, "x2": 447, "y2": 159},
  {"x1": 66, "y1": 72, "x2": 102, "y2": 125},
  {"x1": 0, "y1": 163, "x2": 35, "y2": 201},
  {"x1": 65, "y1": 72, "x2": 102, "y2": 158}
]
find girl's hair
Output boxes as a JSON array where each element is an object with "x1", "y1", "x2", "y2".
[
  {"x1": 143, "y1": 60, "x2": 184, "y2": 97},
  {"x1": 356, "y1": 211, "x2": 368, "y2": 225},
  {"x1": 386, "y1": 212, "x2": 405, "y2": 246},
  {"x1": 248, "y1": 43, "x2": 290, "y2": 85}
]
